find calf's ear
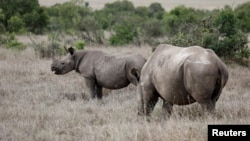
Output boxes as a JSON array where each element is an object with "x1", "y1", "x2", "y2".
[
  {"x1": 64, "y1": 46, "x2": 68, "y2": 53},
  {"x1": 68, "y1": 47, "x2": 75, "y2": 55},
  {"x1": 130, "y1": 68, "x2": 140, "y2": 81}
]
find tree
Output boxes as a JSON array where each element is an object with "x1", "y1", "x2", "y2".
[
  {"x1": 215, "y1": 6, "x2": 237, "y2": 36},
  {"x1": 0, "y1": 8, "x2": 5, "y2": 33},
  {"x1": 212, "y1": 7, "x2": 248, "y2": 58},
  {"x1": 0, "y1": 0, "x2": 49, "y2": 33},
  {"x1": 110, "y1": 18, "x2": 138, "y2": 45},
  {"x1": 46, "y1": 2, "x2": 91, "y2": 31},
  {"x1": 162, "y1": 6, "x2": 206, "y2": 35},
  {"x1": 234, "y1": 1, "x2": 250, "y2": 32},
  {"x1": 7, "y1": 15, "x2": 25, "y2": 33},
  {"x1": 148, "y1": 2, "x2": 164, "y2": 19}
]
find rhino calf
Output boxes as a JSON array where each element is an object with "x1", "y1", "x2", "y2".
[
  {"x1": 51, "y1": 47, "x2": 146, "y2": 99},
  {"x1": 136, "y1": 44, "x2": 229, "y2": 118}
]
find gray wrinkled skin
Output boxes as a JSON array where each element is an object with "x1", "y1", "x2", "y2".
[
  {"x1": 51, "y1": 47, "x2": 146, "y2": 99},
  {"x1": 137, "y1": 44, "x2": 229, "y2": 118}
]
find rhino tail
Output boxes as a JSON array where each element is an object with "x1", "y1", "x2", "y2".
[
  {"x1": 130, "y1": 68, "x2": 140, "y2": 81},
  {"x1": 211, "y1": 68, "x2": 222, "y2": 102},
  {"x1": 129, "y1": 68, "x2": 140, "y2": 86}
]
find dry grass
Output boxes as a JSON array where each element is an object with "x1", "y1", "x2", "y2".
[{"x1": 0, "y1": 45, "x2": 249, "y2": 141}]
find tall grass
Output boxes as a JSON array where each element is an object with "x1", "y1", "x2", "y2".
[{"x1": 0, "y1": 46, "x2": 249, "y2": 141}]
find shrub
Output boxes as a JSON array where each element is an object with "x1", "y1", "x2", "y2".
[
  {"x1": 109, "y1": 19, "x2": 138, "y2": 46},
  {"x1": 165, "y1": 6, "x2": 249, "y2": 61},
  {"x1": 0, "y1": 24, "x2": 5, "y2": 33},
  {"x1": 235, "y1": 1, "x2": 250, "y2": 32},
  {"x1": 44, "y1": 1, "x2": 91, "y2": 31},
  {"x1": 77, "y1": 16, "x2": 104, "y2": 44},
  {"x1": 104, "y1": 0, "x2": 135, "y2": 13},
  {"x1": 148, "y1": 2, "x2": 164, "y2": 19},
  {"x1": 211, "y1": 7, "x2": 248, "y2": 59},
  {"x1": 94, "y1": 0, "x2": 135, "y2": 31},
  {"x1": 0, "y1": 0, "x2": 48, "y2": 33},
  {"x1": 214, "y1": 7, "x2": 237, "y2": 36},
  {"x1": 162, "y1": 6, "x2": 207, "y2": 35},
  {"x1": 0, "y1": 9, "x2": 5, "y2": 33},
  {"x1": 5, "y1": 40, "x2": 26, "y2": 50},
  {"x1": 2, "y1": 33, "x2": 26, "y2": 50},
  {"x1": 74, "y1": 40, "x2": 85, "y2": 50},
  {"x1": 135, "y1": 6, "x2": 149, "y2": 19},
  {"x1": 23, "y1": 7, "x2": 49, "y2": 33},
  {"x1": 143, "y1": 18, "x2": 163, "y2": 38},
  {"x1": 7, "y1": 16, "x2": 26, "y2": 33}
]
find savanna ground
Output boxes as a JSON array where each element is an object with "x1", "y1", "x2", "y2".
[
  {"x1": 0, "y1": 0, "x2": 250, "y2": 140},
  {"x1": 0, "y1": 45, "x2": 249, "y2": 141}
]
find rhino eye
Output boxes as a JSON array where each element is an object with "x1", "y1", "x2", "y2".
[{"x1": 61, "y1": 62, "x2": 65, "y2": 65}]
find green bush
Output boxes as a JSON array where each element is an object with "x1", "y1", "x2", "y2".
[
  {"x1": 46, "y1": 2, "x2": 91, "y2": 31},
  {"x1": 212, "y1": 7, "x2": 248, "y2": 58},
  {"x1": 6, "y1": 40, "x2": 26, "y2": 50},
  {"x1": 162, "y1": 6, "x2": 207, "y2": 35},
  {"x1": 214, "y1": 7, "x2": 237, "y2": 36},
  {"x1": 74, "y1": 40, "x2": 85, "y2": 50},
  {"x1": 143, "y1": 18, "x2": 163, "y2": 38},
  {"x1": 165, "y1": 6, "x2": 249, "y2": 61},
  {"x1": 23, "y1": 7, "x2": 49, "y2": 33},
  {"x1": 2, "y1": 33, "x2": 26, "y2": 50},
  {"x1": 7, "y1": 16, "x2": 26, "y2": 33},
  {"x1": 109, "y1": 19, "x2": 138, "y2": 45},
  {"x1": 76, "y1": 16, "x2": 104, "y2": 44},
  {"x1": 94, "y1": 0, "x2": 135, "y2": 31},
  {"x1": 0, "y1": 23, "x2": 5, "y2": 33},
  {"x1": 235, "y1": 1, "x2": 250, "y2": 32},
  {"x1": 0, "y1": 9, "x2": 5, "y2": 33},
  {"x1": 104, "y1": 0, "x2": 135, "y2": 13},
  {"x1": 135, "y1": 6, "x2": 149, "y2": 19},
  {"x1": 0, "y1": 0, "x2": 48, "y2": 33},
  {"x1": 148, "y1": 2, "x2": 164, "y2": 19}
]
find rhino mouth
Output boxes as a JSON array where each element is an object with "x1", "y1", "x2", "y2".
[
  {"x1": 53, "y1": 70, "x2": 60, "y2": 74},
  {"x1": 51, "y1": 67, "x2": 62, "y2": 75}
]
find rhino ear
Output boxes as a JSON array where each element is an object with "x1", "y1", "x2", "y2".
[
  {"x1": 64, "y1": 46, "x2": 68, "y2": 52},
  {"x1": 68, "y1": 47, "x2": 75, "y2": 55},
  {"x1": 130, "y1": 68, "x2": 140, "y2": 81}
]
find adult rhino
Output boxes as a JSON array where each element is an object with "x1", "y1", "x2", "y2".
[
  {"x1": 51, "y1": 47, "x2": 146, "y2": 99},
  {"x1": 136, "y1": 44, "x2": 229, "y2": 118}
]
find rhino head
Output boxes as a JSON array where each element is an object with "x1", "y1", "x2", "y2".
[{"x1": 51, "y1": 47, "x2": 76, "y2": 75}]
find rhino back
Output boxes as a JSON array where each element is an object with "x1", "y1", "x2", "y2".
[
  {"x1": 94, "y1": 55, "x2": 128, "y2": 89},
  {"x1": 94, "y1": 53, "x2": 146, "y2": 89},
  {"x1": 76, "y1": 50, "x2": 108, "y2": 77}
]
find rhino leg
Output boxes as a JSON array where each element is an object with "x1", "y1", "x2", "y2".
[
  {"x1": 95, "y1": 85, "x2": 103, "y2": 99},
  {"x1": 142, "y1": 85, "x2": 159, "y2": 116},
  {"x1": 84, "y1": 78, "x2": 96, "y2": 99},
  {"x1": 145, "y1": 96, "x2": 159, "y2": 116},
  {"x1": 137, "y1": 85, "x2": 144, "y2": 115},
  {"x1": 162, "y1": 101, "x2": 173, "y2": 119},
  {"x1": 198, "y1": 100, "x2": 216, "y2": 113}
]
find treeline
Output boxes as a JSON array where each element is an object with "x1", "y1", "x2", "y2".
[{"x1": 0, "y1": 0, "x2": 250, "y2": 61}]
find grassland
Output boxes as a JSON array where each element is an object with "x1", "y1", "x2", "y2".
[
  {"x1": 0, "y1": 45, "x2": 249, "y2": 141},
  {"x1": 1, "y1": 1, "x2": 250, "y2": 140}
]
